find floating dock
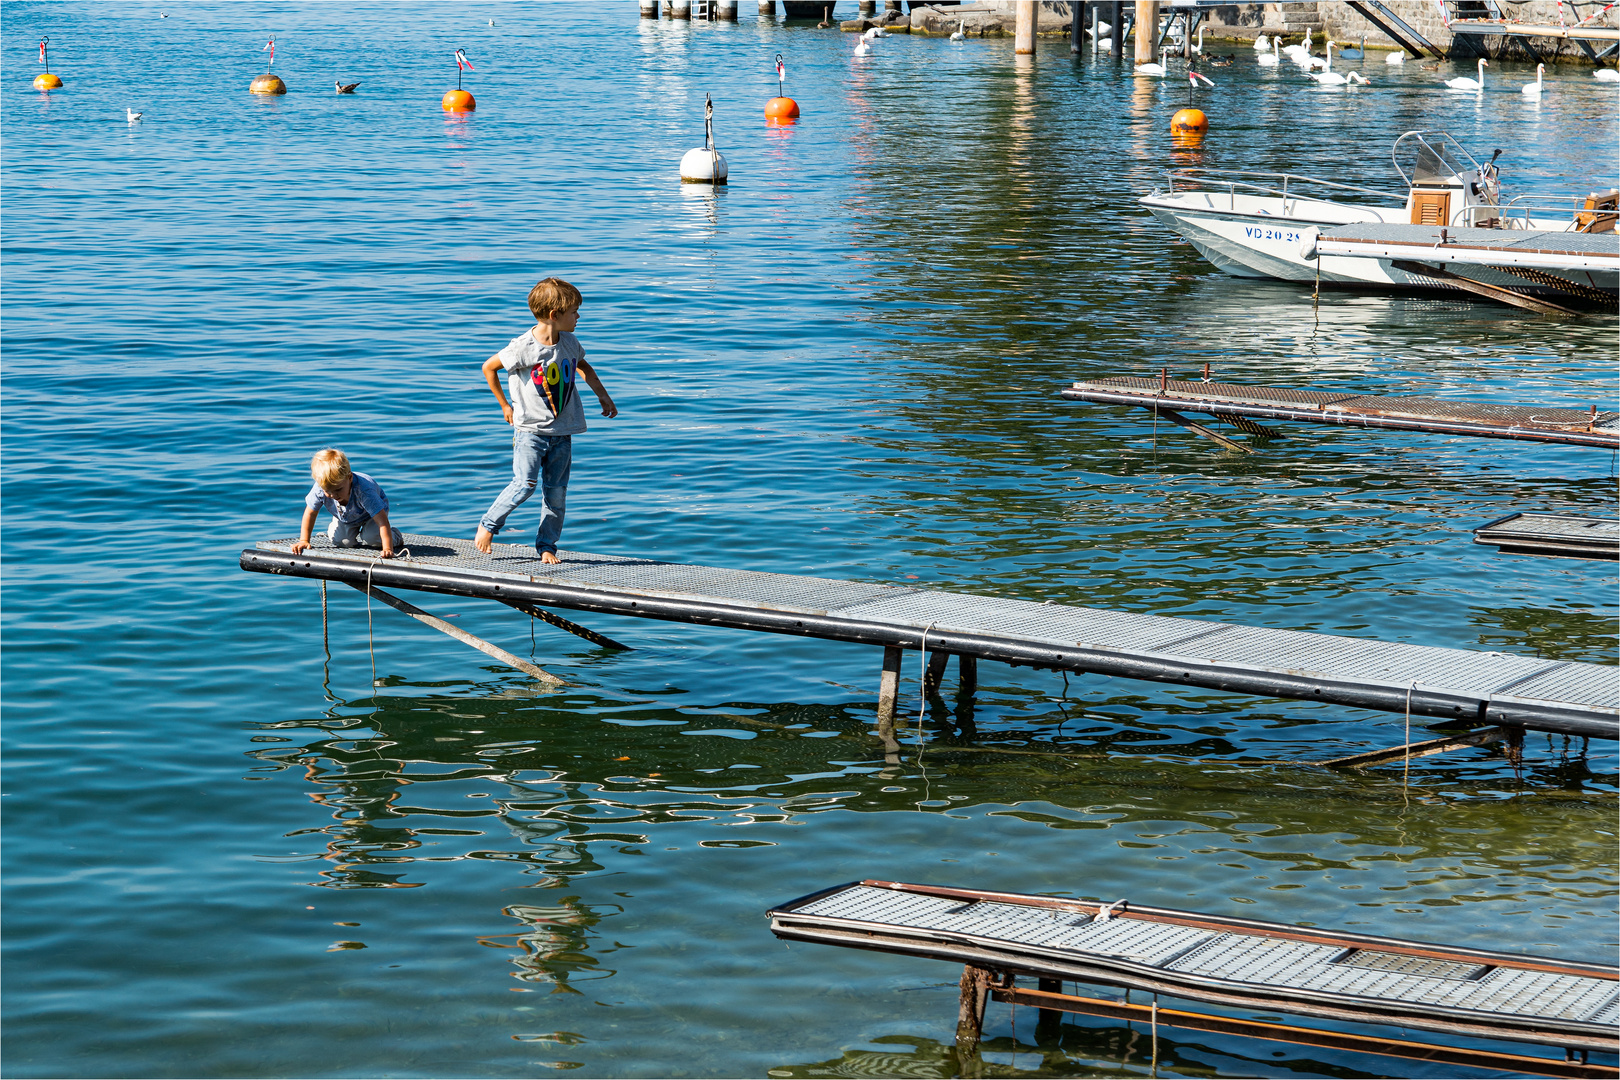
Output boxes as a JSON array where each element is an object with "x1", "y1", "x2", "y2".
[
  {"x1": 1314, "y1": 223, "x2": 1619, "y2": 314},
  {"x1": 1475, "y1": 512, "x2": 1620, "y2": 561},
  {"x1": 1061, "y1": 376, "x2": 1620, "y2": 450},
  {"x1": 242, "y1": 536, "x2": 1616, "y2": 740},
  {"x1": 767, "y1": 880, "x2": 1620, "y2": 1077}
]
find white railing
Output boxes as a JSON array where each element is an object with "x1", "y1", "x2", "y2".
[{"x1": 1162, "y1": 169, "x2": 1406, "y2": 216}]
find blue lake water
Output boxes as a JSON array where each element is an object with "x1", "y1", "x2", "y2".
[{"x1": 3, "y1": 3, "x2": 1616, "y2": 1076}]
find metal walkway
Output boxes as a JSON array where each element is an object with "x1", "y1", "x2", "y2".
[
  {"x1": 243, "y1": 536, "x2": 1617, "y2": 738},
  {"x1": 1316, "y1": 224, "x2": 1620, "y2": 274},
  {"x1": 1061, "y1": 376, "x2": 1620, "y2": 450},
  {"x1": 768, "y1": 880, "x2": 1620, "y2": 1075},
  {"x1": 1476, "y1": 513, "x2": 1620, "y2": 561}
]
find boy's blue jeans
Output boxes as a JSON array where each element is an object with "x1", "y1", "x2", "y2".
[{"x1": 480, "y1": 431, "x2": 571, "y2": 554}]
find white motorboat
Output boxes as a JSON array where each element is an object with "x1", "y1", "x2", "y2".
[{"x1": 1140, "y1": 131, "x2": 1617, "y2": 309}]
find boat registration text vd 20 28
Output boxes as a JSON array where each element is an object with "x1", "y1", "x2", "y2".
[{"x1": 1244, "y1": 225, "x2": 1305, "y2": 243}]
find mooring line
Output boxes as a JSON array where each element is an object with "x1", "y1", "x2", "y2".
[{"x1": 1403, "y1": 680, "x2": 1416, "y2": 792}]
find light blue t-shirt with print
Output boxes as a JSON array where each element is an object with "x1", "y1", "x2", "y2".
[
  {"x1": 498, "y1": 329, "x2": 588, "y2": 437},
  {"x1": 305, "y1": 471, "x2": 389, "y2": 526}
]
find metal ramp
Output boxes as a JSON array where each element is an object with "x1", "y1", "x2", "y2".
[
  {"x1": 768, "y1": 880, "x2": 1620, "y2": 1074},
  {"x1": 243, "y1": 535, "x2": 1618, "y2": 740}
]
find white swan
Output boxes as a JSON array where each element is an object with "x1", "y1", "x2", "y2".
[
  {"x1": 1385, "y1": 50, "x2": 1405, "y2": 65},
  {"x1": 950, "y1": 19, "x2": 965, "y2": 41},
  {"x1": 1281, "y1": 29, "x2": 1311, "y2": 58},
  {"x1": 1521, "y1": 62, "x2": 1544, "y2": 96},
  {"x1": 1190, "y1": 25, "x2": 1205, "y2": 54},
  {"x1": 1096, "y1": 37, "x2": 1112, "y2": 51},
  {"x1": 1308, "y1": 42, "x2": 1351, "y2": 84},
  {"x1": 1254, "y1": 33, "x2": 1270, "y2": 51},
  {"x1": 1338, "y1": 35, "x2": 1365, "y2": 60},
  {"x1": 854, "y1": 36, "x2": 871, "y2": 55},
  {"x1": 1257, "y1": 38, "x2": 1279, "y2": 66},
  {"x1": 1135, "y1": 61, "x2": 1168, "y2": 76},
  {"x1": 1445, "y1": 58, "x2": 1487, "y2": 91},
  {"x1": 1596, "y1": 67, "x2": 1620, "y2": 82}
]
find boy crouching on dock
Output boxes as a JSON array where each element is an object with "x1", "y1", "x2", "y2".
[
  {"x1": 474, "y1": 277, "x2": 617, "y2": 563},
  {"x1": 291, "y1": 448, "x2": 404, "y2": 559}
]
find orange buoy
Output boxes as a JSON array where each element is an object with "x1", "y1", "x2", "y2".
[
  {"x1": 765, "y1": 96, "x2": 799, "y2": 122},
  {"x1": 34, "y1": 72, "x2": 63, "y2": 90},
  {"x1": 1170, "y1": 107, "x2": 1208, "y2": 136},
  {"x1": 442, "y1": 88, "x2": 476, "y2": 112},
  {"x1": 250, "y1": 73, "x2": 287, "y2": 95}
]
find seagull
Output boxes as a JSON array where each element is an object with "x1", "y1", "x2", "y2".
[
  {"x1": 1135, "y1": 61, "x2": 1167, "y2": 76},
  {"x1": 335, "y1": 80, "x2": 360, "y2": 94},
  {"x1": 1521, "y1": 62, "x2": 1544, "y2": 97},
  {"x1": 127, "y1": 107, "x2": 142, "y2": 122},
  {"x1": 1386, "y1": 51, "x2": 1406, "y2": 65},
  {"x1": 950, "y1": 19, "x2": 965, "y2": 41},
  {"x1": 488, "y1": 17, "x2": 494, "y2": 25},
  {"x1": 1445, "y1": 58, "x2": 1487, "y2": 91},
  {"x1": 159, "y1": 10, "x2": 167, "y2": 16}
]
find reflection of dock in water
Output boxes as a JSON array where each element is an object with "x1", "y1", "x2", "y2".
[
  {"x1": 242, "y1": 536, "x2": 1617, "y2": 743},
  {"x1": 768, "y1": 879, "x2": 1620, "y2": 1078},
  {"x1": 1062, "y1": 375, "x2": 1620, "y2": 450}
]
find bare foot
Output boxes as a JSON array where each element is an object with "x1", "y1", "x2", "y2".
[
  {"x1": 539, "y1": 551, "x2": 561, "y2": 564},
  {"x1": 474, "y1": 527, "x2": 494, "y2": 554}
]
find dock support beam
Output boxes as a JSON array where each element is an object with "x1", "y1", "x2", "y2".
[
  {"x1": 1015, "y1": 0, "x2": 1036, "y2": 54},
  {"x1": 1152, "y1": 406, "x2": 1255, "y2": 453},
  {"x1": 1134, "y1": 0, "x2": 1158, "y2": 64},
  {"x1": 346, "y1": 583, "x2": 563, "y2": 685},
  {"x1": 1318, "y1": 727, "x2": 1505, "y2": 768},
  {"x1": 717, "y1": 0, "x2": 738, "y2": 18},
  {"x1": 757, "y1": 0, "x2": 774, "y2": 15},
  {"x1": 1071, "y1": 0, "x2": 1083, "y2": 53},
  {"x1": 640, "y1": 0, "x2": 659, "y2": 16},
  {"x1": 923, "y1": 650, "x2": 950, "y2": 696},
  {"x1": 876, "y1": 646, "x2": 903, "y2": 740},
  {"x1": 956, "y1": 655, "x2": 978, "y2": 732}
]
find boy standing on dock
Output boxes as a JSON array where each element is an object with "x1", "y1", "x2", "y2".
[{"x1": 474, "y1": 277, "x2": 616, "y2": 563}]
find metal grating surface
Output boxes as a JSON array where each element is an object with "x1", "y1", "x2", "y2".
[
  {"x1": 1327, "y1": 396, "x2": 1600, "y2": 429},
  {"x1": 1587, "y1": 993, "x2": 1620, "y2": 1027},
  {"x1": 1176, "y1": 626, "x2": 1563, "y2": 696},
  {"x1": 834, "y1": 591, "x2": 1225, "y2": 653},
  {"x1": 1334, "y1": 949, "x2": 1487, "y2": 981},
  {"x1": 1501, "y1": 665, "x2": 1620, "y2": 710},
  {"x1": 1481, "y1": 514, "x2": 1620, "y2": 542},
  {"x1": 1073, "y1": 377, "x2": 1354, "y2": 408},
  {"x1": 787, "y1": 886, "x2": 1619, "y2": 1026}
]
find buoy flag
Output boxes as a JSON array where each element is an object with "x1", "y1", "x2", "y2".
[
  {"x1": 456, "y1": 49, "x2": 475, "y2": 71},
  {"x1": 263, "y1": 37, "x2": 275, "y2": 64},
  {"x1": 39, "y1": 40, "x2": 46, "y2": 63},
  {"x1": 776, "y1": 57, "x2": 785, "y2": 81}
]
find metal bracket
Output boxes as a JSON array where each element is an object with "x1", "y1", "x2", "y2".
[
  {"x1": 1317, "y1": 726, "x2": 1506, "y2": 768},
  {"x1": 501, "y1": 599, "x2": 633, "y2": 650},
  {"x1": 1151, "y1": 405, "x2": 1256, "y2": 453}
]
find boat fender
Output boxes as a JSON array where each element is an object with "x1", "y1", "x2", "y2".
[{"x1": 1300, "y1": 229, "x2": 1319, "y2": 261}]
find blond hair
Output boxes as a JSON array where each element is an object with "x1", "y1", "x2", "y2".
[
  {"x1": 311, "y1": 448, "x2": 352, "y2": 492},
  {"x1": 527, "y1": 277, "x2": 583, "y2": 320}
]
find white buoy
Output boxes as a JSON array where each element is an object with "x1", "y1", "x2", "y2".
[{"x1": 680, "y1": 94, "x2": 728, "y2": 184}]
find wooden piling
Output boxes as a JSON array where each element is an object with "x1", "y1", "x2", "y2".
[
  {"x1": 876, "y1": 645, "x2": 903, "y2": 740},
  {"x1": 640, "y1": 0, "x2": 659, "y2": 16},
  {"x1": 1070, "y1": 0, "x2": 1083, "y2": 53},
  {"x1": 672, "y1": 0, "x2": 693, "y2": 18},
  {"x1": 1015, "y1": 0, "x2": 1036, "y2": 54},
  {"x1": 718, "y1": 0, "x2": 739, "y2": 19},
  {"x1": 758, "y1": 0, "x2": 775, "y2": 14},
  {"x1": 1134, "y1": 0, "x2": 1157, "y2": 64},
  {"x1": 956, "y1": 965, "x2": 994, "y2": 1053}
]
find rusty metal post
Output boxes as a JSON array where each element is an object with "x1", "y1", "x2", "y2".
[
  {"x1": 1134, "y1": 0, "x2": 1158, "y2": 64},
  {"x1": 955, "y1": 654, "x2": 978, "y2": 733},
  {"x1": 924, "y1": 650, "x2": 950, "y2": 697},
  {"x1": 1015, "y1": 0, "x2": 1037, "y2": 54},
  {"x1": 1036, "y1": 977, "x2": 1064, "y2": 1040},
  {"x1": 956, "y1": 965, "x2": 993, "y2": 1053},
  {"x1": 876, "y1": 645, "x2": 903, "y2": 740},
  {"x1": 1071, "y1": 1, "x2": 1083, "y2": 52}
]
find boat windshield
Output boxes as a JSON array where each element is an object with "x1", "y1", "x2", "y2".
[{"x1": 1392, "y1": 132, "x2": 1485, "y2": 186}]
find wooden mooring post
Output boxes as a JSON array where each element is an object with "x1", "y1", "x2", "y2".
[
  {"x1": 875, "y1": 645, "x2": 903, "y2": 741},
  {"x1": 1015, "y1": 0, "x2": 1036, "y2": 54},
  {"x1": 955, "y1": 965, "x2": 997, "y2": 1054},
  {"x1": 1134, "y1": 0, "x2": 1157, "y2": 64}
]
